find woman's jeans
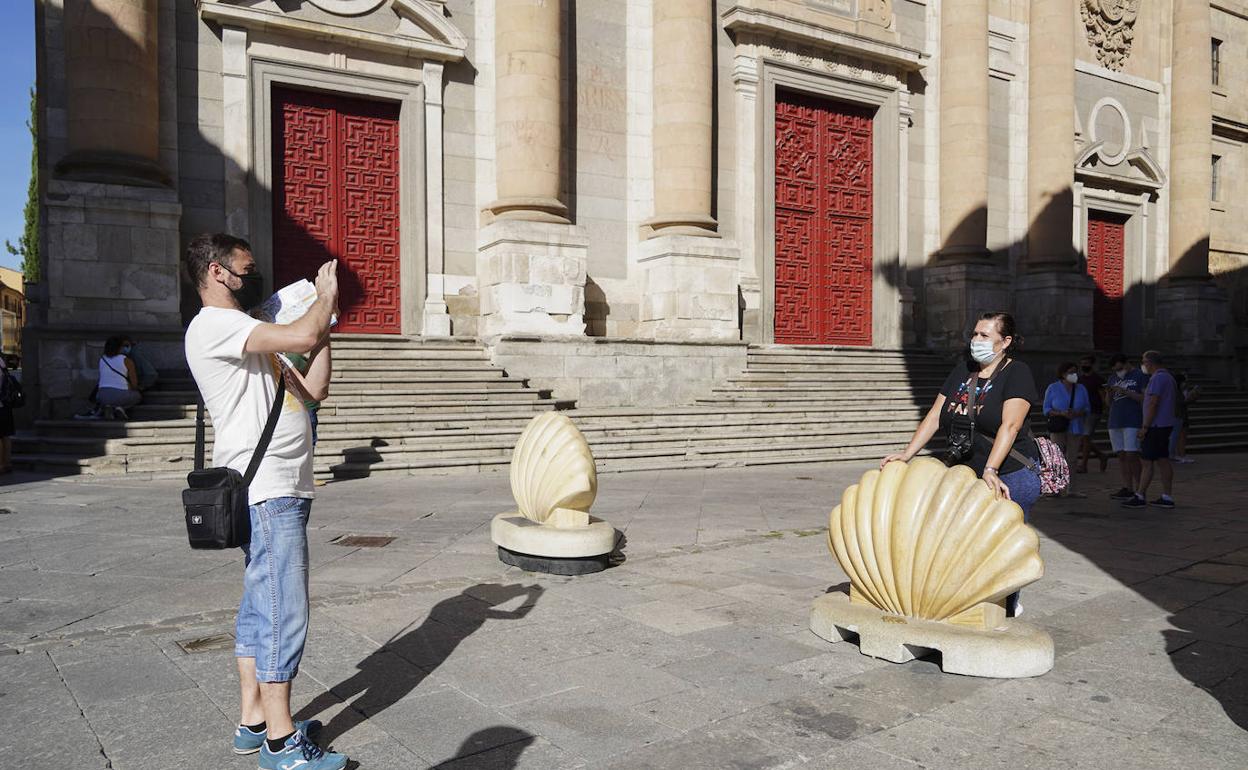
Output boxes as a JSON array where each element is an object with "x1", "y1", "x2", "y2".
[
  {"x1": 235, "y1": 496, "x2": 312, "y2": 682},
  {"x1": 1000, "y1": 466, "x2": 1042, "y2": 617}
]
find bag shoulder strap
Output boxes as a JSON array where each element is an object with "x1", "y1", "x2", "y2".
[
  {"x1": 102, "y1": 357, "x2": 128, "y2": 381},
  {"x1": 244, "y1": 375, "x2": 287, "y2": 486},
  {"x1": 194, "y1": 398, "x2": 206, "y2": 471}
]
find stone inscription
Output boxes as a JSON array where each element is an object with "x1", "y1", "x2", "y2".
[{"x1": 1080, "y1": 0, "x2": 1141, "y2": 71}]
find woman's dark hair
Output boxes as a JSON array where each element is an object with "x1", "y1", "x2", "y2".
[
  {"x1": 1056, "y1": 361, "x2": 1077, "y2": 379},
  {"x1": 185, "y1": 233, "x2": 252, "y2": 289},
  {"x1": 104, "y1": 336, "x2": 126, "y2": 357},
  {"x1": 979, "y1": 311, "x2": 1023, "y2": 355}
]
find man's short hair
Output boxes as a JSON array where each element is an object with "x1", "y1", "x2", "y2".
[
  {"x1": 1109, "y1": 353, "x2": 1128, "y2": 366},
  {"x1": 1142, "y1": 350, "x2": 1164, "y2": 366},
  {"x1": 185, "y1": 233, "x2": 252, "y2": 289}
]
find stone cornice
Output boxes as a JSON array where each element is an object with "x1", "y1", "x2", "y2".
[
  {"x1": 197, "y1": 0, "x2": 466, "y2": 62},
  {"x1": 721, "y1": 5, "x2": 926, "y2": 71}
]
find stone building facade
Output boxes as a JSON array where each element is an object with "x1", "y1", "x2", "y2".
[{"x1": 24, "y1": 0, "x2": 1246, "y2": 416}]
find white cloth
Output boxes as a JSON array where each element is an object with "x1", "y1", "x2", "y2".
[
  {"x1": 98, "y1": 355, "x2": 131, "y2": 391},
  {"x1": 185, "y1": 307, "x2": 313, "y2": 504}
]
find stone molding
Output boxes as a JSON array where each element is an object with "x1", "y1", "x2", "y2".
[
  {"x1": 197, "y1": 0, "x2": 467, "y2": 61},
  {"x1": 476, "y1": 221, "x2": 589, "y2": 340},
  {"x1": 721, "y1": 5, "x2": 925, "y2": 73}
]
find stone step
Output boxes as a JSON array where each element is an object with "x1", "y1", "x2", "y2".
[{"x1": 329, "y1": 348, "x2": 489, "y2": 361}]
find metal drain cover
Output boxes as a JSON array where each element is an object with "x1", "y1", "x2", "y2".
[
  {"x1": 176, "y1": 632, "x2": 235, "y2": 654},
  {"x1": 332, "y1": 534, "x2": 396, "y2": 548}
]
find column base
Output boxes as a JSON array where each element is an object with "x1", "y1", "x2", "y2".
[
  {"x1": 1013, "y1": 270, "x2": 1095, "y2": 353},
  {"x1": 637, "y1": 234, "x2": 740, "y2": 341},
  {"x1": 1156, "y1": 277, "x2": 1231, "y2": 367},
  {"x1": 923, "y1": 262, "x2": 1011, "y2": 350},
  {"x1": 54, "y1": 150, "x2": 170, "y2": 188},
  {"x1": 477, "y1": 220, "x2": 588, "y2": 339},
  {"x1": 422, "y1": 299, "x2": 452, "y2": 336},
  {"x1": 641, "y1": 213, "x2": 720, "y2": 239},
  {"x1": 483, "y1": 197, "x2": 570, "y2": 225}
]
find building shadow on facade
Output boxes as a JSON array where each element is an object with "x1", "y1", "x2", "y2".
[
  {"x1": 878, "y1": 202, "x2": 1248, "y2": 733},
  {"x1": 295, "y1": 583, "x2": 544, "y2": 749}
]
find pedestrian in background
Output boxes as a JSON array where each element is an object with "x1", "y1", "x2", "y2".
[
  {"x1": 1170, "y1": 371, "x2": 1199, "y2": 464},
  {"x1": 1077, "y1": 354, "x2": 1110, "y2": 473},
  {"x1": 1043, "y1": 362, "x2": 1090, "y2": 498},
  {"x1": 1123, "y1": 350, "x2": 1179, "y2": 509},
  {"x1": 1105, "y1": 353, "x2": 1148, "y2": 499}
]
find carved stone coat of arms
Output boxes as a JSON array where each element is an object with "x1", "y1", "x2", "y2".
[{"x1": 1080, "y1": 0, "x2": 1141, "y2": 71}]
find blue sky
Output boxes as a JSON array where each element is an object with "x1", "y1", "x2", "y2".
[{"x1": 0, "y1": 2, "x2": 35, "y2": 273}]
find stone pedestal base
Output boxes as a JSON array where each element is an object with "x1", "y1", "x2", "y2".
[
  {"x1": 491, "y1": 513, "x2": 616, "y2": 575},
  {"x1": 477, "y1": 221, "x2": 588, "y2": 339},
  {"x1": 1013, "y1": 270, "x2": 1095, "y2": 353},
  {"x1": 810, "y1": 591, "x2": 1053, "y2": 678},
  {"x1": 638, "y1": 235, "x2": 740, "y2": 341},
  {"x1": 923, "y1": 262, "x2": 1011, "y2": 350},
  {"x1": 1156, "y1": 278, "x2": 1231, "y2": 356}
]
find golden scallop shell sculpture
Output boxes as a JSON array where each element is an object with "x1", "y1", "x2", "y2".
[
  {"x1": 827, "y1": 457, "x2": 1044, "y2": 623},
  {"x1": 509, "y1": 412, "x2": 598, "y2": 529}
]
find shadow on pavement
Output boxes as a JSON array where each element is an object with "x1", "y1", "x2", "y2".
[
  {"x1": 433, "y1": 726, "x2": 537, "y2": 769},
  {"x1": 295, "y1": 583, "x2": 545, "y2": 751}
]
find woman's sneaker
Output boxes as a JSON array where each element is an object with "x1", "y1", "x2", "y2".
[
  {"x1": 1150, "y1": 496, "x2": 1176, "y2": 509},
  {"x1": 259, "y1": 731, "x2": 346, "y2": 770},
  {"x1": 233, "y1": 719, "x2": 321, "y2": 755},
  {"x1": 1110, "y1": 487, "x2": 1134, "y2": 500}
]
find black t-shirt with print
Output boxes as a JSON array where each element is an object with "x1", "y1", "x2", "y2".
[{"x1": 938, "y1": 358, "x2": 1040, "y2": 476}]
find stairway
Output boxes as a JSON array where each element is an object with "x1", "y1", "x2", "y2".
[{"x1": 15, "y1": 341, "x2": 1248, "y2": 479}]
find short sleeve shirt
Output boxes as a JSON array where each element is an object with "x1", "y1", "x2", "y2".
[
  {"x1": 939, "y1": 359, "x2": 1040, "y2": 475},
  {"x1": 1106, "y1": 369, "x2": 1148, "y2": 429},
  {"x1": 185, "y1": 307, "x2": 314, "y2": 505},
  {"x1": 1145, "y1": 368, "x2": 1180, "y2": 428}
]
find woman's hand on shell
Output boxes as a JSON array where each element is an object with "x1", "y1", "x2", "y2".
[
  {"x1": 880, "y1": 453, "x2": 908, "y2": 469},
  {"x1": 983, "y1": 471, "x2": 1012, "y2": 501}
]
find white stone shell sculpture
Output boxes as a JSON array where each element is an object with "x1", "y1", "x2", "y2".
[
  {"x1": 509, "y1": 412, "x2": 598, "y2": 529},
  {"x1": 827, "y1": 457, "x2": 1044, "y2": 623}
]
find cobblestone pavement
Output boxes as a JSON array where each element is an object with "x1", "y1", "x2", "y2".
[{"x1": 1, "y1": 454, "x2": 1246, "y2": 769}]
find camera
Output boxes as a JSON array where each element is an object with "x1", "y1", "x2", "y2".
[{"x1": 944, "y1": 429, "x2": 974, "y2": 466}]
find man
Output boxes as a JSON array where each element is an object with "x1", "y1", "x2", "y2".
[
  {"x1": 1105, "y1": 353, "x2": 1148, "y2": 499},
  {"x1": 1076, "y1": 354, "x2": 1109, "y2": 473},
  {"x1": 1122, "y1": 350, "x2": 1179, "y2": 510},
  {"x1": 183, "y1": 233, "x2": 346, "y2": 769}
]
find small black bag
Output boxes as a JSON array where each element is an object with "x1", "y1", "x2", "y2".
[{"x1": 182, "y1": 379, "x2": 285, "y2": 550}]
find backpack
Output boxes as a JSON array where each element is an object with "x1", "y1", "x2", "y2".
[
  {"x1": 1010, "y1": 436, "x2": 1070, "y2": 496},
  {"x1": 0, "y1": 371, "x2": 24, "y2": 409}
]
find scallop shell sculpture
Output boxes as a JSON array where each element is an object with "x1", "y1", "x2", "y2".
[
  {"x1": 827, "y1": 457, "x2": 1044, "y2": 623},
  {"x1": 509, "y1": 413, "x2": 598, "y2": 529}
]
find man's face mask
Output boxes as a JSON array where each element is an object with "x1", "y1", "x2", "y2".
[{"x1": 221, "y1": 264, "x2": 265, "y2": 310}]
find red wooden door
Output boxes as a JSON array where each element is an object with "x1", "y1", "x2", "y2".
[
  {"x1": 1086, "y1": 212, "x2": 1126, "y2": 351},
  {"x1": 273, "y1": 87, "x2": 401, "y2": 334},
  {"x1": 774, "y1": 92, "x2": 873, "y2": 345}
]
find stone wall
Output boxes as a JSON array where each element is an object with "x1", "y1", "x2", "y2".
[{"x1": 489, "y1": 336, "x2": 747, "y2": 408}]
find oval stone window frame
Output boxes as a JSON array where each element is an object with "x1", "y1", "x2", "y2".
[
  {"x1": 308, "y1": 0, "x2": 388, "y2": 15},
  {"x1": 1088, "y1": 97, "x2": 1132, "y2": 167}
]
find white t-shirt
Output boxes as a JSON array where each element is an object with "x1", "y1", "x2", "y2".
[
  {"x1": 185, "y1": 307, "x2": 314, "y2": 504},
  {"x1": 99, "y1": 355, "x2": 130, "y2": 390}
]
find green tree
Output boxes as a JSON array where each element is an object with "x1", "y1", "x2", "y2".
[{"x1": 6, "y1": 88, "x2": 38, "y2": 282}]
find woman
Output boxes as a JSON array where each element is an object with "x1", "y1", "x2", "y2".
[
  {"x1": 1043, "y1": 362, "x2": 1090, "y2": 498},
  {"x1": 96, "y1": 335, "x2": 142, "y2": 420},
  {"x1": 0, "y1": 354, "x2": 19, "y2": 475},
  {"x1": 882, "y1": 311, "x2": 1041, "y2": 617}
]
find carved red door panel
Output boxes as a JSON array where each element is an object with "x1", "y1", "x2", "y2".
[
  {"x1": 1086, "y1": 212, "x2": 1126, "y2": 351},
  {"x1": 774, "y1": 92, "x2": 873, "y2": 346},
  {"x1": 273, "y1": 87, "x2": 401, "y2": 334}
]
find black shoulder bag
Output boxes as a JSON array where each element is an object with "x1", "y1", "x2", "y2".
[{"x1": 182, "y1": 378, "x2": 286, "y2": 550}]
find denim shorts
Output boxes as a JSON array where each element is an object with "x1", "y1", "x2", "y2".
[{"x1": 235, "y1": 496, "x2": 312, "y2": 682}]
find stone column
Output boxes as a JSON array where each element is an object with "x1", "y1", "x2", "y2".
[
  {"x1": 925, "y1": 0, "x2": 1005, "y2": 348},
  {"x1": 647, "y1": 0, "x2": 716, "y2": 236},
  {"x1": 1015, "y1": 0, "x2": 1093, "y2": 353},
  {"x1": 478, "y1": 0, "x2": 587, "y2": 338},
  {"x1": 486, "y1": 0, "x2": 566, "y2": 223},
  {"x1": 733, "y1": 54, "x2": 762, "y2": 342},
  {"x1": 422, "y1": 62, "x2": 452, "y2": 336},
  {"x1": 56, "y1": 0, "x2": 167, "y2": 186},
  {"x1": 936, "y1": 0, "x2": 989, "y2": 262},
  {"x1": 1158, "y1": 0, "x2": 1230, "y2": 363},
  {"x1": 638, "y1": 0, "x2": 739, "y2": 341}
]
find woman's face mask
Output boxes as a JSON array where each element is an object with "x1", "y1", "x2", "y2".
[
  {"x1": 1064, "y1": 372, "x2": 1079, "y2": 384},
  {"x1": 969, "y1": 340, "x2": 997, "y2": 364}
]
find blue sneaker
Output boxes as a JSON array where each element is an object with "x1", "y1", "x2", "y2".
[
  {"x1": 233, "y1": 719, "x2": 321, "y2": 755},
  {"x1": 259, "y1": 731, "x2": 346, "y2": 770}
]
